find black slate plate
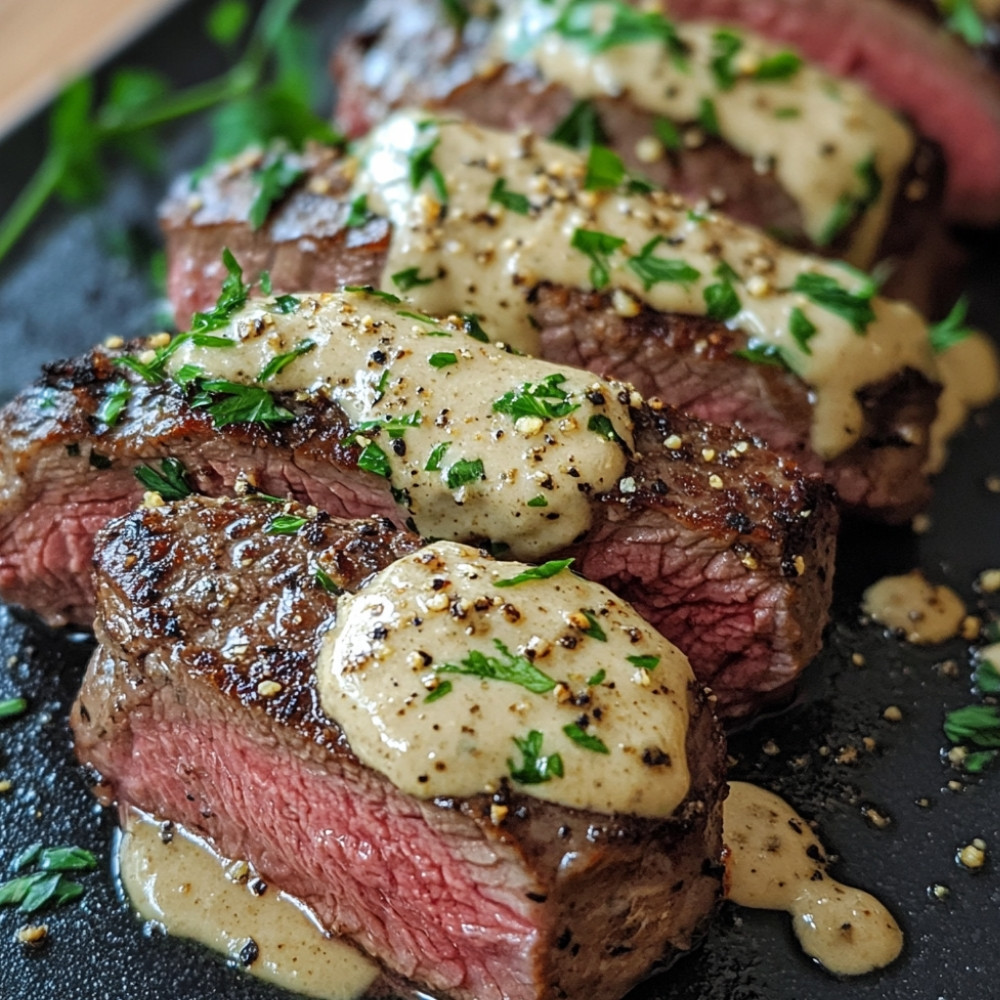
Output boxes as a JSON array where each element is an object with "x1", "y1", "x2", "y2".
[{"x1": 0, "y1": 3, "x2": 998, "y2": 998}]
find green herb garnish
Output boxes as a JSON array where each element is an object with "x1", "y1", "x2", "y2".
[
  {"x1": 345, "y1": 193, "x2": 372, "y2": 229},
  {"x1": 754, "y1": 51, "x2": 803, "y2": 81},
  {"x1": 96, "y1": 380, "x2": 131, "y2": 427},
  {"x1": 627, "y1": 654, "x2": 660, "y2": 670},
  {"x1": 733, "y1": 339, "x2": 790, "y2": 370},
  {"x1": 425, "y1": 441, "x2": 451, "y2": 472},
  {"x1": 549, "y1": 99, "x2": 608, "y2": 149},
  {"x1": 584, "y1": 145, "x2": 626, "y2": 191},
  {"x1": 791, "y1": 272, "x2": 876, "y2": 333},
  {"x1": 446, "y1": 458, "x2": 485, "y2": 489},
  {"x1": 553, "y1": 0, "x2": 687, "y2": 65},
  {"x1": 508, "y1": 730, "x2": 565, "y2": 785},
  {"x1": 570, "y1": 228, "x2": 626, "y2": 290},
  {"x1": 578, "y1": 609, "x2": 607, "y2": 641},
  {"x1": 462, "y1": 314, "x2": 490, "y2": 343},
  {"x1": 190, "y1": 248, "x2": 251, "y2": 334},
  {"x1": 271, "y1": 293, "x2": 301, "y2": 315},
  {"x1": 190, "y1": 379, "x2": 294, "y2": 428},
  {"x1": 789, "y1": 307, "x2": 817, "y2": 355},
  {"x1": 314, "y1": 567, "x2": 342, "y2": 594},
  {"x1": 344, "y1": 285, "x2": 402, "y2": 304},
  {"x1": 563, "y1": 722, "x2": 610, "y2": 754},
  {"x1": 392, "y1": 267, "x2": 437, "y2": 292},
  {"x1": 429, "y1": 352, "x2": 459, "y2": 369},
  {"x1": 494, "y1": 558, "x2": 574, "y2": 588},
  {"x1": 527, "y1": 495, "x2": 548, "y2": 507},
  {"x1": 493, "y1": 373, "x2": 579, "y2": 421},
  {"x1": 975, "y1": 656, "x2": 1000, "y2": 695},
  {"x1": 929, "y1": 297, "x2": 974, "y2": 353},
  {"x1": 424, "y1": 680, "x2": 453, "y2": 703},
  {"x1": 265, "y1": 513, "x2": 307, "y2": 534},
  {"x1": 357, "y1": 442, "x2": 391, "y2": 478},
  {"x1": 0, "y1": 697, "x2": 27, "y2": 720},
  {"x1": 627, "y1": 235, "x2": 700, "y2": 291},
  {"x1": 710, "y1": 29, "x2": 743, "y2": 90},
  {"x1": 940, "y1": 0, "x2": 987, "y2": 45},
  {"x1": 0, "y1": 844, "x2": 97, "y2": 914},
  {"x1": 654, "y1": 117, "x2": 682, "y2": 152},
  {"x1": 817, "y1": 155, "x2": 883, "y2": 246},
  {"x1": 257, "y1": 338, "x2": 315, "y2": 381},
  {"x1": 134, "y1": 457, "x2": 193, "y2": 500},
  {"x1": 14, "y1": 845, "x2": 97, "y2": 873},
  {"x1": 943, "y1": 704, "x2": 1000, "y2": 747},
  {"x1": 249, "y1": 155, "x2": 304, "y2": 230},
  {"x1": 438, "y1": 639, "x2": 557, "y2": 693},
  {"x1": 703, "y1": 262, "x2": 742, "y2": 321},
  {"x1": 587, "y1": 668, "x2": 606, "y2": 686},
  {"x1": 587, "y1": 414, "x2": 625, "y2": 444},
  {"x1": 408, "y1": 133, "x2": 448, "y2": 203},
  {"x1": 489, "y1": 177, "x2": 531, "y2": 214},
  {"x1": 697, "y1": 96, "x2": 720, "y2": 136}
]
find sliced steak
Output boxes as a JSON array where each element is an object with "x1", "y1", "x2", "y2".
[
  {"x1": 331, "y1": 0, "x2": 950, "y2": 308},
  {"x1": 70, "y1": 496, "x2": 727, "y2": 1000},
  {"x1": 0, "y1": 338, "x2": 835, "y2": 717},
  {"x1": 160, "y1": 147, "x2": 941, "y2": 525}
]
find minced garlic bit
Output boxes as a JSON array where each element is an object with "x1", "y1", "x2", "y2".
[
  {"x1": 957, "y1": 839, "x2": 987, "y2": 870},
  {"x1": 16, "y1": 924, "x2": 48, "y2": 946},
  {"x1": 978, "y1": 569, "x2": 1000, "y2": 594},
  {"x1": 256, "y1": 680, "x2": 283, "y2": 698},
  {"x1": 882, "y1": 705, "x2": 903, "y2": 723}
]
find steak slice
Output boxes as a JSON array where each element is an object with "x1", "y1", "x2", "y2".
[
  {"x1": 0, "y1": 336, "x2": 836, "y2": 718},
  {"x1": 331, "y1": 0, "x2": 950, "y2": 310},
  {"x1": 70, "y1": 497, "x2": 727, "y2": 1000},
  {"x1": 160, "y1": 146, "x2": 941, "y2": 525}
]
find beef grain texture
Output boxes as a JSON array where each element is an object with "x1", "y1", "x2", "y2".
[
  {"x1": 160, "y1": 145, "x2": 941, "y2": 526},
  {"x1": 331, "y1": 0, "x2": 950, "y2": 307},
  {"x1": 71, "y1": 497, "x2": 728, "y2": 1000},
  {"x1": 0, "y1": 342, "x2": 836, "y2": 718}
]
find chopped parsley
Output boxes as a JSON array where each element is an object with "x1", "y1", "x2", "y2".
[
  {"x1": 627, "y1": 236, "x2": 700, "y2": 290},
  {"x1": 462, "y1": 313, "x2": 490, "y2": 343},
  {"x1": 789, "y1": 307, "x2": 818, "y2": 355},
  {"x1": 653, "y1": 117, "x2": 682, "y2": 152},
  {"x1": 357, "y1": 442, "x2": 391, "y2": 478},
  {"x1": 563, "y1": 722, "x2": 610, "y2": 754},
  {"x1": 774, "y1": 106, "x2": 801, "y2": 120},
  {"x1": 0, "y1": 844, "x2": 97, "y2": 914},
  {"x1": 584, "y1": 145, "x2": 626, "y2": 191},
  {"x1": 446, "y1": 457, "x2": 485, "y2": 489},
  {"x1": 439, "y1": 0, "x2": 470, "y2": 30},
  {"x1": 96, "y1": 380, "x2": 131, "y2": 427},
  {"x1": 189, "y1": 248, "x2": 251, "y2": 334},
  {"x1": 527, "y1": 494, "x2": 548, "y2": 507},
  {"x1": 314, "y1": 567, "x2": 342, "y2": 594},
  {"x1": 349, "y1": 412, "x2": 422, "y2": 443},
  {"x1": 943, "y1": 704, "x2": 1000, "y2": 748},
  {"x1": 345, "y1": 193, "x2": 372, "y2": 229},
  {"x1": 791, "y1": 272, "x2": 876, "y2": 333},
  {"x1": 494, "y1": 557, "x2": 574, "y2": 588},
  {"x1": 489, "y1": 177, "x2": 531, "y2": 214},
  {"x1": 710, "y1": 28, "x2": 743, "y2": 90},
  {"x1": 928, "y1": 297, "x2": 974, "y2": 353},
  {"x1": 697, "y1": 96, "x2": 720, "y2": 137},
  {"x1": 578, "y1": 609, "x2": 607, "y2": 641},
  {"x1": 588, "y1": 413, "x2": 625, "y2": 444},
  {"x1": 0, "y1": 697, "x2": 27, "y2": 720},
  {"x1": 493, "y1": 373, "x2": 579, "y2": 421},
  {"x1": 508, "y1": 730, "x2": 564, "y2": 785},
  {"x1": 570, "y1": 228, "x2": 626, "y2": 290},
  {"x1": 257, "y1": 338, "x2": 315, "y2": 382},
  {"x1": 733, "y1": 338, "x2": 790, "y2": 370},
  {"x1": 343, "y1": 285, "x2": 401, "y2": 304},
  {"x1": 429, "y1": 351, "x2": 459, "y2": 369},
  {"x1": 437, "y1": 638, "x2": 556, "y2": 693},
  {"x1": 424, "y1": 680, "x2": 453, "y2": 703},
  {"x1": 818, "y1": 154, "x2": 883, "y2": 246},
  {"x1": 627, "y1": 654, "x2": 660, "y2": 670},
  {"x1": 189, "y1": 379, "x2": 294, "y2": 428},
  {"x1": 248, "y1": 156, "x2": 304, "y2": 230},
  {"x1": 265, "y1": 513, "x2": 308, "y2": 534},
  {"x1": 425, "y1": 441, "x2": 451, "y2": 472},
  {"x1": 703, "y1": 262, "x2": 741, "y2": 321},
  {"x1": 754, "y1": 51, "x2": 803, "y2": 81},
  {"x1": 975, "y1": 656, "x2": 1000, "y2": 695},
  {"x1": 587, "y1": 668, "x2": 606, "y2": 686},
  {"x1": 271, "y1": 294, "x2": 301, "y2": 315},
  {"x1": 391, "y1": 267, "x2": 437, "y2": 292},
  {"x1": 940, "y1": 0, "x2": 987, "y2": 45},
  {"x1": 134, "y1": 457, "x2": 193, "y2": 500},
  {"x1": 14, "y1": 845, "x2": 97, "y2": 873},
  {"x1": 549, "y1": 99, "x2": 608, "y2": 149},
  {"x1": 553, "y1": 0, "x2": 687, "y2": 65},
  {"x1": 408, "y1": 133, "x2": 448, "y2": 203}
]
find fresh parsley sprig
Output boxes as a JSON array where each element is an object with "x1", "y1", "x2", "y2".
[{"x1": 437, "y1": 639, "x2": 557, "y2": 694}]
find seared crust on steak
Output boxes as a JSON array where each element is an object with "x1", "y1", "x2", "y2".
[
  {"x1": 71, "y1": 497, "x2": 727, "y2": 1000},
  {"x1": 0, "y1": 339, "x2": 836, "y2": 717},
  {"x1": 330, "y1": 0, "x2": 950, "y2": 310},
  {"x1": 160, "y1": 147, "x2": 941, "y2": 525}
]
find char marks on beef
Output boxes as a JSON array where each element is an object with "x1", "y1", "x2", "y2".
[
  {"x1": 71, "y1": 497, "x2": 727, "y2": 1000},
  {"x1": 160, "y1": 146, "x2": 940, "y2": 526},
  {"x1": 0, "y1": 337, "x2": 835, "y2": 718}
]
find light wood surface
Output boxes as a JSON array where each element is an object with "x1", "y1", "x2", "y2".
[{"x1": 0, "y1": 0, "x2": 183, "y2": 137}]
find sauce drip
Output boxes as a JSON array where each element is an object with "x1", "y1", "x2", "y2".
[
  {"x1": 492, "y1": 1, "x2": 914, "y2": 265},
  {"x1": 117, "y1": 809, "x2": 378, "y2": 1000},
  {"x1": 318, "y1": 540, "x2": 693, "y2": 817},
  {"x1": 861, "y1": 570, "x2": 967, "y2": 644},
  {"x1": 354, "y1": 112, "x2": 938, "y2": 460},
  {"x1": 724, "y1": 782, "x2": 903, "y2": 976}
]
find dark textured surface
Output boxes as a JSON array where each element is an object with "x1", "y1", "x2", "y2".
[{"x1": 0, "y1": 1, "x2": 998, "y2": 999}]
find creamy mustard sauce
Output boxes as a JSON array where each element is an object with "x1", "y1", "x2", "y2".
[
  {"x1": 724, "y1": 782, "x2": 903, "y2": 976},
  {"x1": 491, "y1": 1, "x2": 914, "y2": 265},
  {"x1": 167, "y1": 290, "x2": 633, "y2": 560},
  {"x1": 926, "y1": 331, "x2": 1000, "y2": 473},
  {"x1": 861, "y1": 570, "x2": 966, "y2": 644},
  {"x1": 117, "y1": 809, "x2": 378, "y2": 1000},
  {"x1": 317, "y1": 540, "x2": 693, "y2": 817},
  {"x1": 354, "y1": 112, "x2": 939, "y2": 460}
]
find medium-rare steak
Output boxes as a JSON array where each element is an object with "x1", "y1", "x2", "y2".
[
  {"x1": 71, "y1": 497, "x2": 728, "y2": 1000},
  {"x1": 331, "y1": 0, "x2": 950, "y2": 308},
  {"x1": 0, "y1": 298, "x2": 836, "y2": 718},
  {"x1": 159, "y1": 136, "x2": 942, "y2": 525}
]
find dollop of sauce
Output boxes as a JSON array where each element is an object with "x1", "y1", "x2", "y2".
[
  {"x1": 167, "y1": 289, "x2": 633, "y2": 560},
  {"x1": 354, "y1": 111, "x2": 938, "y2": 459},
  {"x1": 492, "y1": 1, "x2": 914, "y2": 266},
  {"x1": 927, "y1": 330, "x2": 1000, "y2": 472},
  {"x1": 724, "y1": 782, "x2": 903, "y2": 976},
  {"x1": 861, "y1": 570, "x2": 966, "y2": 644},
  {"x1": 317, "y1": 540, "x2": 693, "y2": 817},
  {"x1": 117, "y1": 809, "x2": 378, "y2": 1000}
]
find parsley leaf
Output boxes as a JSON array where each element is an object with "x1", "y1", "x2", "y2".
[
  {"x1": 429, "y1": 352, "x2": 458, "y2": 369},
  {"x1": 550, "y1": 100, "x2": 609, "y2": 149},
  {"x1": 584, "y1": 145, "x2": 626, "y2": 191},
  {"x1": 425, "y1": 441, "x2": 451, "y2": 472},
  {"x1": 265, "y1": 513, "x2": 308, "y2": 534},
  {"x1": 0, "y1": 697, "x2": 27, "y2": 720},
  {"x1": 818, "y1": 154, "x2": 883, "y2": 246},
  {"x1": 314, "y1": 566, "x2": 342, "y2": 594},
  {"x1": 408, "y1": 133, "x2": 448, "y2": 203},
  {"x1": 438, "y1": 639, "x2": 557, "y2": 693},
  {"x1": 509, "y1": 730, "x2": 564, "y2": 784},
  {"x1": 587, "y1": 668, "x2": 606, "y2": 686},
  {"x1": 424, "y1": 680, "x2": 453, "y2": 703},
  {"x1": 577, "y1": 609, "x2": 607, "y2": 641},
  {"x1": 654, "y1": 117, "x2": 682, "y2": 152},
  {"x1": 698, "y1": 96, "x2": 721, "y2": 137},
  {"x1": 944, "y1": 704, "x2": 1000, "y2": 748},
  {"x1": 490, "y1": 177, "x2": 531, "y2": 214},
  {"x1": 134, "y1": 457, "x2": 193, "y2": 500},
  {"x1": 344, "y1": 285, "x2": 401, "y2": 304},
  {"x1": 941, "y1": 0, "x2": 987, "y2": 45},
  {"x1": 754, "y1": 51, "x2": 803, "y2": 81},
  {"x1": 190, "y1": 248, "x2": 251, "y2": 334},
  {"x1": 462, "y1": 314, "x2": 490, "y2": 343},
  {"x1": 358, "y1": 442, "x2": 391, "y2": 478},
  {"x1": 257, "y1": 338, "x2": 315, "y2": 381},
  {"x1": 588, "y1": 414, "x2": 626, "y2": 444},
  {"x1": 627, "y1": 654, "x2": 660, "y2": 670},
  {"x1": 190, "y1": 379, "x2": 295, "y2": 428},
  {"x1": 570, "y1": 228, "x2": 626, "y2": 289},
  {"x1": 791, "y1": 272, "x2": 876, "y2": 333},
  {"x1": 345, "y1": 193, "x2": 372, "y2": 228},
  {"x1": 710, "y1": 29, "x2": 743, "y2": 90},
  {"x1": 96, "y1": 380, "x2": 131, "y2": 427},
  {"x1": 563, "y1": 722, "x2": 610, "y2": 754},
  {"x1": 527, "y1": 495, "x2": 548, "y2": 507},
  {"x1": 439, "y1": 0, "x2": 470, "y2": 30},
  {"x1": 704, "y1": 262, "x2": 742, "y2": 321},
  {"x1": 446, "y1": 457, "x2": 485, "y2": 489},
  {"x1": 733, "y1": 338, "x2": 791, "y2": 370},
  {"x1": 789, "y1": 307, "x2": 818, "y2": 355},
  {"x1": 627, "y1": 236, "x2": 701, "y2": 290},
  {"x1": 494, "y1": 558, "x2": 574, "y2": 588},
  {"x1": 248, "y1": 155, "x2": 304, "y2": 230},
  {"x1": 392, "y1": 267, "x2": 437, "y2": 291},
  {"x1": 0, "y1": 873, "x2": 85, "y2": 913},
  {"x1": 554, "y1": 0, "x2": 687, "y2": 64},
  {"x1": 493, "y1": 373, "x2": 580, "y2": 421},
  {"x1": 928, "y1": 297, "x2": 974, "y2": 353}
]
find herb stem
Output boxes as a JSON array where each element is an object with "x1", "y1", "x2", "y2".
[{"x1": 0, "y1": 151, "x2": 64, "y2": 263}]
